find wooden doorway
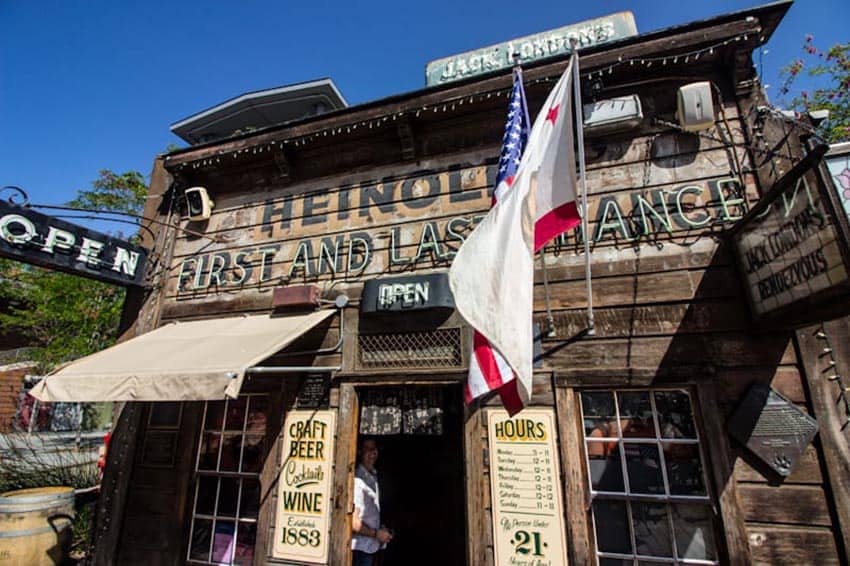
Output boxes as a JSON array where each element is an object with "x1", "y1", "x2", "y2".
[{"x1": 355, "y1": 384, "x2": 467, "y2": 566}]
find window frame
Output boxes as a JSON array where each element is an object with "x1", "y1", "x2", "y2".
[
  {"x1": 579, "y1": 387, "x2": 720, "y2": 566},
  {"x1": 186, "y1": 393, "x2": 270, "y2": 566}
]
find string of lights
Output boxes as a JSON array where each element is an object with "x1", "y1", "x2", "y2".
[
  {"x1": 172, "y1": 31, "x2": 756, "y2": 170},
  {"x1": 815, "y1": 326, "x2": 850, "y2": 427}
]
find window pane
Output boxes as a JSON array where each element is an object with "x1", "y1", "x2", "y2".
[
  {"x1": 221, "y1": 434, "x2": 243, "y2": 472},
  {"x1": 672, "y1": 503, "x2": 716, "y2": 560},
  {"x1": 663, "y1": 444, "x2": 706, "y2": 495},
  {"x1": 240, "y1": 478, "x2": 260, "y2": 519},
  {"x1": 218, "y1": 477, "x2": 240, "y2": 517},
  {"x1": 624, "y1": 443, "x2": 664, "y2": 494},
  {"x1": 212, "y1": 520, "x2": 236, "y2": 563},
  {"x1": 654, "y1": 391, "x2": 697, "y2": 439},
  {"x1": 581, "y1": 391, "x2": 618, "y2": 437},
  {"x1": 618, "y1": 392, "x2": 655, "y2": 438},
  {"x1": 199, "y1": 432, "x2": 221, "y2": 470},
  {"x1": 149, "y1": 403, "x2": 181, "y2": 428},
  {"x1": 632, "y1": 502, "x2": 673, "y2": 557},
  {"x1": 593, "y1": 500, "x2": 631, "y2": 554},
  {"x1": 600, "y1": 559, "x2": 633, "y2": 566},
  {"x1": 205, "y1": 402, "x2": 225, "y2": 431},
  {"x1": 196, "y1": 476, "x2": 218, "y2": 516},
  {"x1": 241, "y1": 434, "x2": 265, "y2": 473},
  {"x1": 246, "y1": 396, "x2": 268, "y2": 433},
  {"x1": 226, "y1": 398, "x2": 248, "y2": 431},
  {"x1": 234, "y1": 521, "x2": 257, "y2": 565},
  {"x1": 587, "y1": 441, "x2": 625, "y2": 492},
  {"x1": 190, "y1": 518, "x2": 213, "y2": 561}
]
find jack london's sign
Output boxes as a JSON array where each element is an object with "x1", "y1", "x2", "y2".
[
  {"x1": 0, "y1": 200, "x2": 147, "y2": 286},
  {"x1": 426, "y1": 12, "x2": 637, "y2": 86}
]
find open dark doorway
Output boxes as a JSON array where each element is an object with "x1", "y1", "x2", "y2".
[{"x1": 355, "y1": 384, "x2": 466, "y2": 566}]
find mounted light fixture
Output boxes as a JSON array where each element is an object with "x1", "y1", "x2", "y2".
[{"x1": 185, "y1": 186, "x2": 215, "y2": 221}]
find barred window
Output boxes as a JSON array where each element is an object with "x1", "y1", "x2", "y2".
[
  {"x1": 187, "y1": 395, "x2": 269, "y2": 565},
  {"x1": 579, "y1": 389, "x2": 718, "y2": 565}
]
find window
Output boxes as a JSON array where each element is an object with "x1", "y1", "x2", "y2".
[
  {"x1": 187, "y1": 395, "x2": 269, "y2": 565},
  {"x1": 579, "y1": 389, "x2": 718, "y2": 565}
]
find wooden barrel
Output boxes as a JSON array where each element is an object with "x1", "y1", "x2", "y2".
[{"x1": 0, "y1": 487, "x2": 75, "y2": 565}]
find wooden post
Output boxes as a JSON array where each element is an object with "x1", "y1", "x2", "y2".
[
  {"x1": 329, "y1": 383, "x2": 358, "y2": 566},
  {"x1": 464, "y1": 405, "x2": 489, "y2": 566},
  {"x1": 695, "y1": 382, "x2": 752, "y2": 565},
  {"x1": 89, "y1": 402, "x2": 144, "y2": 566},
  {"x1": 554, "y1": 386, "x2": 592, "y2": 564}
]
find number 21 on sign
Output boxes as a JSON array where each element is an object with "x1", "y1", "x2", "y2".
[{"x1": 512, "y1": 530, "x2": 547, "y2": 556}]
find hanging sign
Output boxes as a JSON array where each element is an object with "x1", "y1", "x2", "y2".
[
  {"x1": 487, "y1": 408, "x2": 568, "y2": 566},
  {"x1": 0, "y1": 200, "x2": 147, "y2": 287},
  {"x1": 426, "y1": 12, "x2": 637, "y2": 86},
  {"x1": 272, "y1": 410, "x2": 336, "y2": 563},
  {"x1": 731, "y1": 145, "x2": 850, "y2": 327}
]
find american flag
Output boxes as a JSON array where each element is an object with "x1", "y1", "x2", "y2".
[
  {"x1": 466, "y1": 68, "x2": 530, "y2": 415},
  {"x1": 493, "y1": 69, "x2": 530, "y2": 202}
]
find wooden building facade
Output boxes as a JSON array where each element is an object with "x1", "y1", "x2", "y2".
[{"x1": 80, "y1": 2, "x2": 850, "y2": 564}]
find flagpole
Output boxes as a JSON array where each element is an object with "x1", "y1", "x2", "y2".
[
  {"x1": 514, "y1": 62, "x2": 557, "y2": 338},
  {"x1": 570, "y1": 41, "x2": 595, "y2": 336}
]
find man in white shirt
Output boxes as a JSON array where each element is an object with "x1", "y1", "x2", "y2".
[{"x1": 351, "y1": 438, "x2": 393, "y2": 566}]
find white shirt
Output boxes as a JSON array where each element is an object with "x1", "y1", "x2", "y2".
[{"x1": 351, "y1": 463, "x2": 382, "y2": 554}]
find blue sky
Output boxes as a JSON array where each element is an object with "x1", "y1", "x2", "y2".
[{"x1": 1, "y1": 0, "x2": 847, "y2": 232}]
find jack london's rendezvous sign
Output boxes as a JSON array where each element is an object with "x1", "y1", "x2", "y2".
[{"x1": 731, "y1": 147, "x2": 850, "y2": 327}]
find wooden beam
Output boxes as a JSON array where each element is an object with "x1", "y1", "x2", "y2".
[
  {"x1": 89, "y1": 402, "x2": 144, "y2": 566},
  {"x1": 695, "y1": 382, "x2": 753, "y2": 566},
  {"x1": 273, "y1": 145, "x2": 293, "y2": 184},
  {"x1": 396, "y1": 114, "x2": 416, "y2": 161},
  {"x1": 795, "y1": 320, "x2": 850, "y2": 563},
  {"x1": 329, "y1": 383, "x2": 358, "y2": 566},
  {"x1": 464, "y1": 405, "x2": 488, "y2": 566},
  {"x1": 554, "y1": 386, "x2": 593, "y2": 564}
]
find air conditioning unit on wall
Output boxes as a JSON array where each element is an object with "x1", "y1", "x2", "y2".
[{"x1": 583, "y1": 95, "x2": 643, "y2": 135}]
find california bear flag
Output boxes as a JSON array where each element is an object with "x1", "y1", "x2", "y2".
[{"x1": 449, "y1": 57, "x2": 581, "y2": 413}]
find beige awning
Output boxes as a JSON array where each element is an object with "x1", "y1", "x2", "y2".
[{"x1": 29, "y1": 309, "x2": 336, "y2": 402}]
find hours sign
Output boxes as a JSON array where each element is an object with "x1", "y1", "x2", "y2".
[{"x1": 488, "y1": 408, "x2": 568, "y2": 566}]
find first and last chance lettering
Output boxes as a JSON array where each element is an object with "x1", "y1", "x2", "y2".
[{"x1": 177, "y1": 173, "x2": 755, "y2": 292}]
